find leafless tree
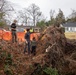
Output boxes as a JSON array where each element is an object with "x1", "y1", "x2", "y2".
[
  {"x1": 70, "y1": 9, "x2": 76, "y2": 18},
  {"x1": 0, "y1": 0, "x2": 14, "y2": 23},
  {"x1": 27, "y1": 3, "x2": 42, "y2": 26},
  {"x1": 67, "y1": 9, "x2": 76, "y2": 22},
  {"x1": 50, "y1": 9, "x2": 55, "y2": 20},
  {"x1": 16, "y1": 8, "x2": 30, "y2": 26}
]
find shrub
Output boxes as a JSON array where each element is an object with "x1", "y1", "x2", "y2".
[
  {"x1": 43, "y1": 67, "x2": 59, "y2": 75},
  {"x1": 0, "y1": 21, "x2": 5, "y2": 27},
  {"x1": 4, "y1": 65, "x2": 13, "y2": 75},
  {"x1": 5, "y1": 53, "x2": 12, "y2": 65}
]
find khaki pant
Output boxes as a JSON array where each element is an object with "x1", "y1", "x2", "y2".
[{"x1": 11, "y1": 30, "x2": 17, "y2": 43}]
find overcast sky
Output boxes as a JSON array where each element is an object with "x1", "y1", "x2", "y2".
[{"x1": 7, "y1": 0, "x2": 76, "y2": 20}]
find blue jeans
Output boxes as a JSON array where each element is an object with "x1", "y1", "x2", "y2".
[{"x1": 24, "y1": 41, "x2": 30, "y2": 54}]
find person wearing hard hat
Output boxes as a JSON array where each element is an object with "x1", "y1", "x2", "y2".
[{"x1": 30, "y1": 27, "x2": 34, "y2": 33}]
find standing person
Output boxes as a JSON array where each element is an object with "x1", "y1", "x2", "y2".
[
  {"x1": 31, "y1": 37, "x2": 37, "y2": 56},
  {"x1": 11, "y1": 20, "x2": 17, "y2": 43},
  {"x1": 24, "y1": 29, "x2": 31, "y2": 54},
  {"x1": 30, "y1": 27, "x2": 34, "y2": 33}
]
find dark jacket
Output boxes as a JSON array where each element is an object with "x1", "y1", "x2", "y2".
[
  {"x1": 25, "y1": 32, "x2": 30, "y2": 41},
  {"x1": 11, "y1": 23, "x2": 16, "y2": 31}
]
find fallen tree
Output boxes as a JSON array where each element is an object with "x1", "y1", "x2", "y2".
[{"x1": 35, "y1": 25, "x2": 76, "y2": 75}]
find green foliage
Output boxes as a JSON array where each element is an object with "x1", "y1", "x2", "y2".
[
  {"x1": 4, "y1": 65, "x2": 13, "y2": 75},
  {"x1": 0, "y1": 51, "x2": 7, "y2": 58},
  {"x1": 4, "y1": 53, "x2": 13, "y2": 75},
  {"x1": 43, "y1": 67, "x2": 59, "y2": 75},
  {"x1": 55, "y1": 9, "x2": 65, "y2": 24},
  {"x1": 0, "y1": 50, "x2": 7, "y2": 63},
  {"x1": 37, "y1": 20, "x2": 46, "y2": 28},
  {"x1": 31, "y1": 64, "x2": 42, "y2": 75},
  {"x1": 46, "y1": 21, "x2": 51, "y2": 26},
  {"x1": 0, "y1": 21, "x2": 5, "y2": 27},
  {"x1": 5, "y1": 53, "x2": 12, "y2": 65}
]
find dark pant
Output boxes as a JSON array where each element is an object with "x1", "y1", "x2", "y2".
[
  {"x1": 24, "y1": 41, "x2": 30, "y2": 54},
  {"x1": 31, "y1": 46, "x2": 36, "y2": 55},
  {"x1": 11, "y1": 31, "x2": 17, "y2": 43}
]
